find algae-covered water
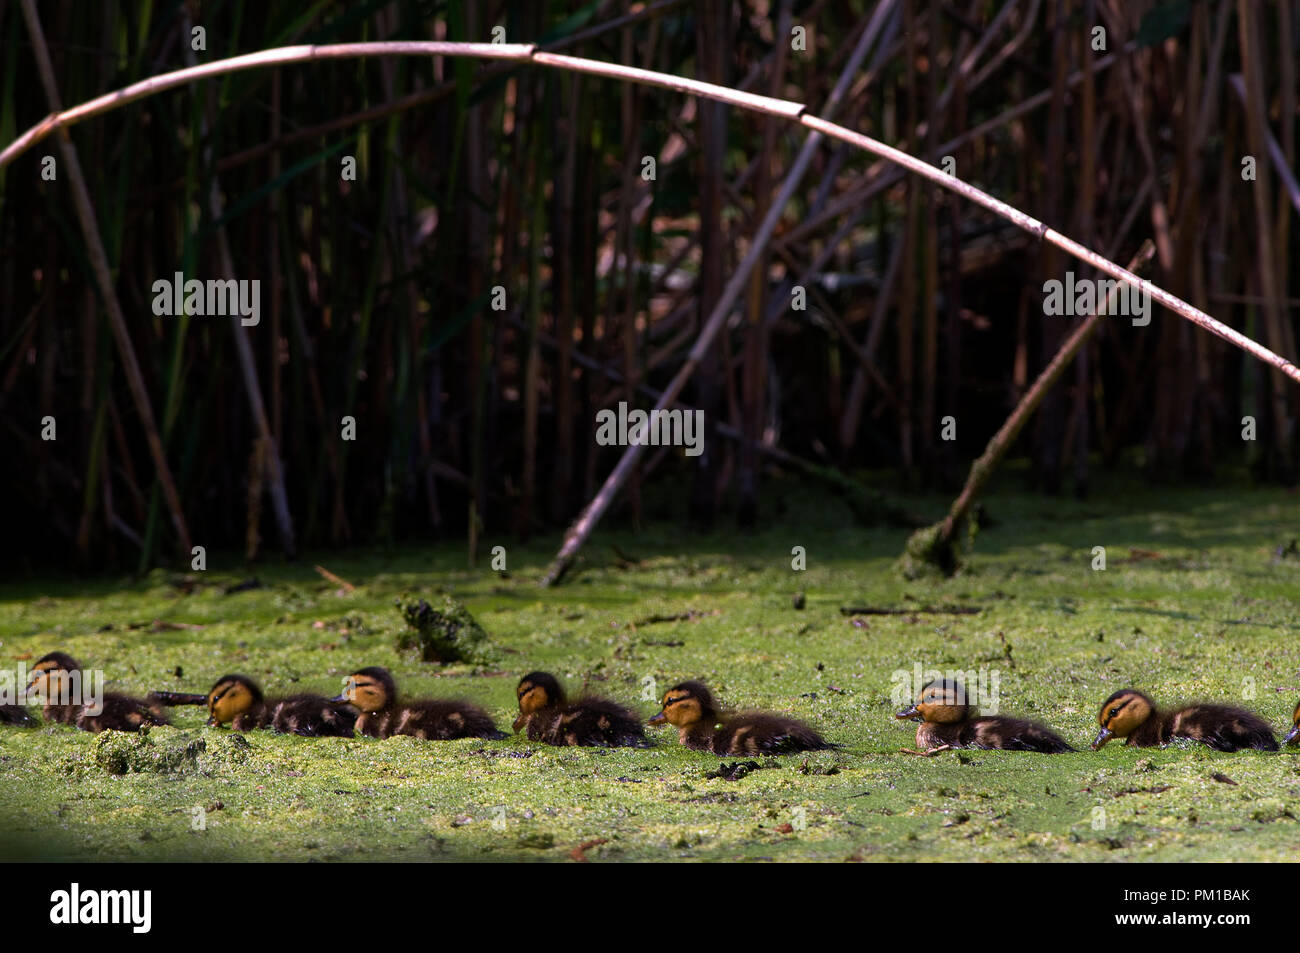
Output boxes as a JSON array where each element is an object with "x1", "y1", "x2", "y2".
[{"x1": 2, "y1": 476, "x2": 1298, "y2": 862}]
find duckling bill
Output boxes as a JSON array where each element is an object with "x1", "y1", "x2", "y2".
[
  {"x1": 514, "y1": 671, "x2": 650, "y2": 747},
  {"x1": 1092, "y1": 689, "x2": 1278, "y2": 752},
  {"x1": 26, "y1": 652, "x2": 168, "y2": 733},
  {"x1": 334, "y1": 666, "x2": 505, "y2": 740},
  {"x1": 895, "y1": 678, "x2": 1074, "y2": 754},
  {"x1": 649, "y1": 680, "x2": 831, "y2": 755}
]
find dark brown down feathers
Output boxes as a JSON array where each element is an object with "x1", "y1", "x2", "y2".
[
  {"x1": 240, "y1": 695, "x2": 358, "y2": 736},
  {"x1": 359, "y1": 699, "x2": 503, "y2": 739},
  {"x1": 44, "y1": 693, "x2": 170, "y2": 733},
  {"x1": 914, "y1": 716, "x2": 1075, "y2": 753},
  {"x1": 0, "y1": 705, "x2": 37, "y2": 726}
]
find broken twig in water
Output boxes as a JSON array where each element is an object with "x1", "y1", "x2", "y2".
[
  {"x1": 839, "y1": 605, "x2": 980, "y2": 616},
  {"x1": 314, "y1": 565, "x2": 356, "y2": 592},
  {"x1": 569, "y1": 838, "x2": 609, "y2": 862}
]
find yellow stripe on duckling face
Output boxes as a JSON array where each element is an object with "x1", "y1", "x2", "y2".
[
  {"x1": 336, "y1": 674, "x2": 385, "y2": 713},
  {"x1": 649, "y1": 690, "x2": 701, "y2": 728},
  {"x1": 207, "y1": 677, "x2": 256, "y2": 726},
  {"x1": 1092, "y1": 689, "x2": 1152, "y2": 749}
]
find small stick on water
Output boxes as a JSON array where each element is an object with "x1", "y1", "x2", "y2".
[
  {"x1": 840, "y1": 605, "x2": 980, "y2": 616},
  {"x1": 569, "y1": 837, "x2": 610, "y2": 862},
  {"x1": 314, "y1": 565, "x2": 356, "y2": 592},
  {"x1": 148, "y1": 691, "x2": 208, "y2": 706},
  {"x1": 150, "y1": 620, "x2": 205, "y2": 631},
  {"x1": 899, "y1": 745, "x2": 954, "y2": 757}
]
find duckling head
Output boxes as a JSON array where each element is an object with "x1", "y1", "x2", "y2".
[
  {"x1": 206, "y1": 674, "x2": 263, "y2": 726},
  {"x1": 1285, "y1": 700, "x2": 1300, "y2": 746},
  {"x1": 25, "y1": 651, "x2": 82, "y2": 700},
  {"x1": 895, "y1": 678, "x2": 973, "y2": 723},
  {"x1": 333, "y1": 666, "x2": 396, "y2": 713},
  {"x1": 1092, "y1": 689, "x2": 1153, "y2": 749},
  {"x1": 648, "y1": 680, "x2": 718, "y2": 728},
  {"x1": 514, "y1": 672, "x2": 565, "y2": 731}
]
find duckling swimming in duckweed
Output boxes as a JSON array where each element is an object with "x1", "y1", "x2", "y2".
[
  {"x1": 26, "y1": 652, "x2": 168, "y2": 733},
  {"x1": 895, "y1": 678, "x2": 1074, "y2": 755},
  {"x1": 203, "y1": 674, "x2": 357, "y2": 737},
  {"x1": 334, "y1": 666, "x2": 506, "y2": 740},
  {"x1": 1092, "y1": 689, "x2": 1278, "y2": 752},
  {"x1": 649, "y1": 680, "x2": 832, "y2": 755},
  {"x1": 1285, "y1": 701, "x2": 1299, "y2": 746},
  {"x1": 514, "y1": 671, "x2": 651, "y2": 747}
]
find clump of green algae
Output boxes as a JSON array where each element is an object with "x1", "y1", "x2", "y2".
[
  {"x1": 92, "y1": 727, "x2": 253, "y2": 775},
  {"x1": 396, "y1": 595, "x2": 497, "y2": 665}
]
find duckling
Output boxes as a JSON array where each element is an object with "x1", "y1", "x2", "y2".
[
  {"x1": 1285, "y1": 700, "x2": 1299, "y2": 746},
  {"x1": 1092, "y1": 689, "x2": 1277, "y2": 752},
  {"x1": 203, "y1": 674, "x2": 356, "y2": 737},
  {"x1": 513, "y1": 671, "x2": 651, "y2": 747},
  {"x1": 648, "y1": 680, "x2": 831, "y2": 755},
  {"x1": 895, "y1": 678, "x2": 1073, "y2": 755},
  {"x1": 333, "y1": 666, "x2": 505, "y2": 740},
  {"x1": 26, "y1": 651, "x2": 168, "y2": 733}
]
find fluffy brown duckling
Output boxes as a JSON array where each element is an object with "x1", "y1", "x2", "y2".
[
  {"x1": 1092, "y1": 689, "x2": 1278, "y2": 752},
  {"x1": 513, "y1": 671, "x2": 651, "y2": 747},
  {"x1": 26, "y1": 651, "x2": 168, "y2": 733},
  {"x1": 895, "y1": 678, "x2": 1074, "y2": 755},
  {"x1": 333, "y1": 666, "x2": 505, "y2": 740},
  {"x1": 200, "y1": 674, "x2": 357, "y2": 737},
  {"x1": 648, "y1": 680, "x2": 831, "y2": 755},
  {"x1": 1285, "y1": 700, "x2": 1299, "y2": 746}
]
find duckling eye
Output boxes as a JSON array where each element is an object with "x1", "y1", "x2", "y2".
[{"x1": 1108, "y1": 708, "x2": 1119, "y2": 719}]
